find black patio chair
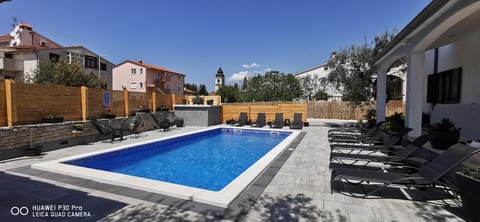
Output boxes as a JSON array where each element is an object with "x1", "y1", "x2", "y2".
[
  {"x1": 251, "y1": 113, "x2": 266, "y2": 128},
  {"x1": 233, "y1": 112, "x2": 248, "y2": 126},
  {"x1": 290, "y1": 113, "x2": 303, "y2": 129},
  {"x1": 331, "y1": 143, "x2": 480, "y2": 197},
  {"x1": 90, "y1": 118, "x2": 120, "y2": 142},
  {"x1": 166, "y1": 112, "x2": 176, "y2": 128},
  {"x1": 151, "y1": 112, "x2": 170, "y2": 131},
  {"x1": 121, "y1": 116, "x2": 142, "y2": 139},
  {"x1": 270, "y1": 113, "x2": 284, "y2": 128},
  {"x1": 330, "y1": 135, "x2": 430, "y2": 167}
]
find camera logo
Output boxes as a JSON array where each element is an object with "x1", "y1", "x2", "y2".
[{"x1": 10, "y1": 206, "x2": 29, "y2": 216}]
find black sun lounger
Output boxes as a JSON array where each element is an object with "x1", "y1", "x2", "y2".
[
  {"x1": 330, "y1": 127, "x2": 412, "y2": 152},
  {"x1": 251, "y1": 113, "x2": 266, "y2": 127},
  {"x1": 331, "y1": 143, "x2": 480, "y2": 197},
  {"x1": 330, "y1": 135, "x2": 430, "y2": 166},
  {"x1": 270, "y1": 113, "x2": 284, "y2": 128},
  {"x1": 290, "y1": 113, "x2": 303, "y2": 129},
  {"x1": 232, "y1": 112, "x2": 248, "y2": 126}
]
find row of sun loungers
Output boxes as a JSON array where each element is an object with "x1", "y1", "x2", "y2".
[
  {"x1": 230, "y1": 112, "x2": 304, "y2": 129},
  {"x1": 328, "y1": 123, "x2": 480, "y2": 198}
]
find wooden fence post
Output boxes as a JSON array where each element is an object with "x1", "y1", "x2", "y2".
[
  {"x1": 124, "y1": 89, "x2": 129, "y2": 117},
  {"x1": 5, "y1": 80, "x2": 15, "y2": 127},
  {"x1": 80, "y1": 86, "x2": 88, "y2": 121},
  {"x1": 171, "y1": 94, "x2": 176, "y2": 110},
  {"x1": 152, "y1": 91, "x2": 156, "y2": 112}
]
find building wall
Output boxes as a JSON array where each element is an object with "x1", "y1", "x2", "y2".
[
  {"x1": 423, "y1": 28, "x2": 480, "y2": 140},
  {"x1": 22, "y1": 52, "x2": 38, "y2": 82},
  {"x1": 145, "y1": 69, "x2": 184, "y2": 95},
  {"x1": 295, "y1": 65, "x2": 342, "y2": 100},
  {"x1": 168, "y1": 73, "x2": 184, "y2": 95},
  {"x1": 424, "y1": 28, "x2": 480, "y2": 105},
  {"x1": 9, "y1": 25, "x2": 61, "y2": 48},
  {"x1": 112, "y1": 62, "x2": 146, "y2": 92}
]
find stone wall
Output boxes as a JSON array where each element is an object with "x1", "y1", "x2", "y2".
[{"x1": 0, "y1": 112, "x2": 161, "y2": 160}]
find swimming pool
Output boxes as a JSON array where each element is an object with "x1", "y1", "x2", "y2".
[
  {"x1": 33, "y1": 126, "x2": 299, "y2": 207},
  {"x1": 65, "y1": 128, "x2": 290, "y2": 191}
]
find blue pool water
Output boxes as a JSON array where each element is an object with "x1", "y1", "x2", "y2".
[{"x1": 65, "y1": 128, "x2": 291, "y2": 191}]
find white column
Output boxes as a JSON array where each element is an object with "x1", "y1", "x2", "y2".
[
  {"x1": 405, "y1": 52, "x2": 425, "y2": 137},
  {"x1": 375, "y1": 69, "x2": 387, "y2": 123}
]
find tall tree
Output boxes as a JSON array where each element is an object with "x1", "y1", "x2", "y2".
[
  {"x1": 300, "y1": 75, "x2": 320, "y2": 101},
  {"x1": 244, "y1": 71, "x2": 302, "y2": 102},
  {"x1": 216, "y1": 85, "x2": 239, "y2": 103},
  {"x1": 326, "y1": 30, "x2": 396, "y2": 103},
  {"x1": 198, "y1": 84, "x2": 208, "y2": 96},
  {"x1": 241, "y1": 76, "x2": 248, "y2": 90},
  {"x1": 31, "y1": 60, "x2": 105, "y2": 88},
  {"x1": 184, "y1": 83, "x2": 198, "y2": 93}
]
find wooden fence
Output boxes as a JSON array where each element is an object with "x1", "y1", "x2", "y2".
[
  {"x1": 0, "y1": 81, "x2": 7, "y2": 126},
  {"x1": 0, "y1": 80, "x2": 185, "y2": 127},
  {"x1": 307, "y1": 100, "x2": 405, "y2": 120},
  {"x1": 221, "y1": 100, "x2": 405, "y2": 122},
  {"x1": 221, "y1": 103, "x2": 307, "y2": 123}
]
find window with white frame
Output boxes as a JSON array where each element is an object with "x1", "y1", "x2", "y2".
[
  {"x1": 130, "y1": 82, "x2": 137, "y2": 89},
  {"x1": 139, "y1": 82, "x2": 143, "y2": 88},
  {"x1": 131, "y1": 68, "x2": 136, "y2": 75},
  {"x1": 139, "y1": 68, "x2": 143, "y2": 74}
]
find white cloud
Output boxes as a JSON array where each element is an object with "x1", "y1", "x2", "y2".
[
  {"x1": 263, "y1": 68, "x2": 273, "y2": 72},
  {"x1": 242, "y1": 63, "x2": 261, "y2": 68},
  {"x1": 228, "y1": 71, "x2": 250, "y2": 82}
]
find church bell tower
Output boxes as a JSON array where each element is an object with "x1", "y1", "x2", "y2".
[{"x1": 215, "y1": 67, "x2": 225, "y2": 92}]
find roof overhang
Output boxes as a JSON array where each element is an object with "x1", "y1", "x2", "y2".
[{"x1": 373, "y1": 0, "x2": 450, "y2": 65}]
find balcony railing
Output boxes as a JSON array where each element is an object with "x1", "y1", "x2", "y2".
[{"x1": 0, "y1": 58, "x2": 23, "y2": 71}]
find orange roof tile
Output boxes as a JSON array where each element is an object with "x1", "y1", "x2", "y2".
[
  {"x1": 126, "y1": 60, "x2": 185, "y2": 76},
  {"x1": 184, "y1": 89, "x2": 194, "y2": 93},
  {"x1": 19, "y1": 22, "x2": 33, "y2": 29},
  {"x1": 0, "y1": 34, "x2": 12, "y2": 42}
]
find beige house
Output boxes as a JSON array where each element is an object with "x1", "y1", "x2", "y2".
[
  {"x1": 0, "y1": 23, "x2": 113, "y2": 88},
  {"x1": 112, "y1": 60, "x2": 185, "y2": 95}
]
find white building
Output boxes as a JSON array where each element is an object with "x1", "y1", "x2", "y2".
[
  {"x1": 294, "y1": 63, "x2": 342, "y2": 101},
  {"x1": 374, "y1": 0, "x2": 480, "y2": 139}
]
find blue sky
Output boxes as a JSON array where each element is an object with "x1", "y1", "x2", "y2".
[{"x1": 0, "y1": 0, "x2": 430, "y2": 92}]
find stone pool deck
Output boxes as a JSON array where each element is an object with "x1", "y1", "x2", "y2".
[{"x1": 0, "y1": 119, "x2": 466, "y2": 221}]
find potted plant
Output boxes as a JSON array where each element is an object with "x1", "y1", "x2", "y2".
[
  {"x1": 385, "y1": 112, "x2": 405, "y2": 133},
  {"x1": 428, "y1": 118, "x2": 461, "y2": 150},
  {"x1": 100, "y1": 110, "x2": 116, "y2": 119},
  {"x1": 192, "y1": 96, "x2": 204, "y2": 105},
  {"x1": 455, "y1": 166, "x2": 480, "y2": 222},
  {"x1": 175, "y1": 116, "x2": 184, "y2": 127},
  {"x1": 156, "y1": 106, "x2": 170, "y2": 112},
  {"x1": 41, "y1": 114, "x2": 64, "y2": 123},
  {"x1": 364, "y1": 108, "x2": 376, "y2": 128},
  {"x1": 72, "y1": 123, "x2": 84, "y2": 131}
]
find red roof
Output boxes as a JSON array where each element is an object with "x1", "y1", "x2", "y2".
[
  {"x1": 0, "y1": 34, "x2": 12, "y2": 42},
  {"x1": 19, "y1": 23, "x2": 33, "y2": 29},
  {"x1": 184, "y1": 89, "x2": 194, "y2": 93},
  {"x1": 123, "y1": 60, "x2": 185, "y2": 76}
]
